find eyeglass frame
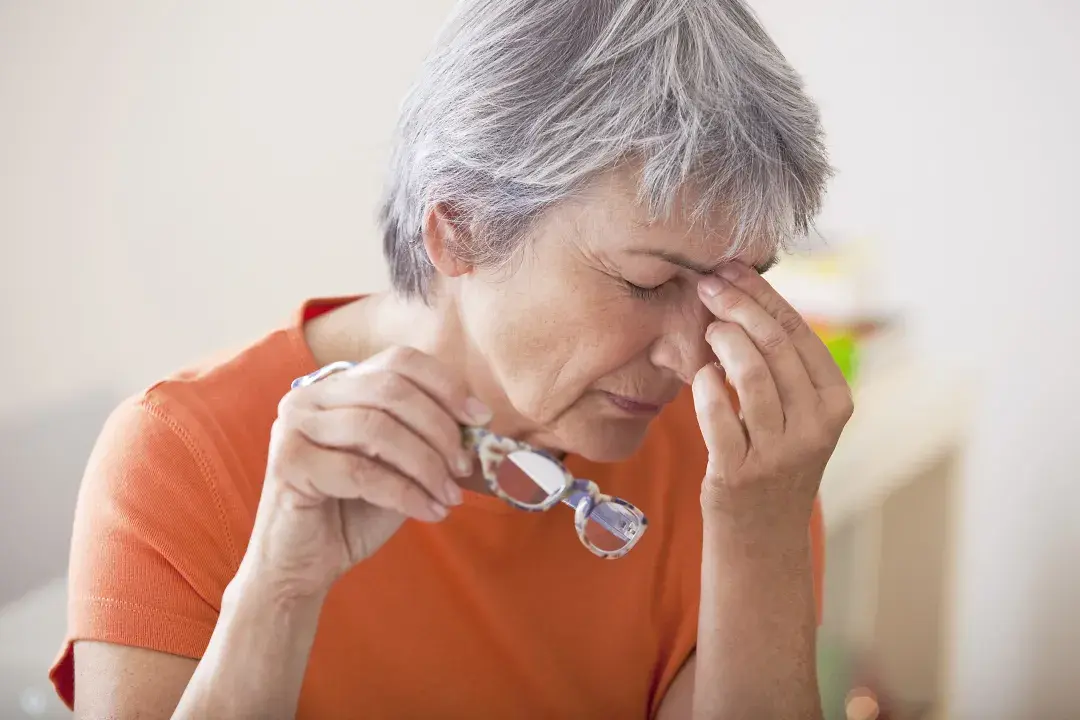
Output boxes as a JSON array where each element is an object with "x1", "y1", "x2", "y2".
[{"x1": 463, "y1": 427, "x2": 648, "y2": 559}]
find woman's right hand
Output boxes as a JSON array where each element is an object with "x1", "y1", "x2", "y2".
[{"x1": 239, "y1": 346, "x2": 491, "y2": 600}]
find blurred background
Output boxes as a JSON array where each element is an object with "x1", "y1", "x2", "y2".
[{"x1": 1, "y1": 1, "x2": 1077, "y2": 718}]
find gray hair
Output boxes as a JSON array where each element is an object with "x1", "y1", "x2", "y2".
[{"x1": 379, "y1": 0, "x2": 830, "y2": 299}]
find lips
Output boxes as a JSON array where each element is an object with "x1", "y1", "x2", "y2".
[{"x1": 601, "y1": 391, "x2": 675, "y2": 415}]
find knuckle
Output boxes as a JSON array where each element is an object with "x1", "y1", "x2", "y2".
[
  {"x1": 376, "y1": 372, "x2": 411, "y2": 405},
  {"x1": 824, "y1": 385, "x2": 855, "y2": 420},
  {"x1": 422, "y1": 446, "x2": 449, "y2": 477},
  {"x1": 758, "y1": 328, "x2": 788, "y2": 354},
  {"x1": 347, "y1": 459, "x2": 386, "y2": 498},
  {"x1": 354, "y1": 461, "x2": 394, "y2": 504},
  {"x1": 392, "y1": 479, "x2": 418, "y2": 512},
  {"x1": 347, "y1": 454, "x2": 376, "y2": 490},
  {"x1": 270, "y1": 417, "x2": 290, "y2": 441},
  {"x1": 267, "y1": 422, "x2": 305, "y2": 478},
  {"x1": 355, "y1": 408, "x2": 389, "y2": 440},
  {"x1": 832, "y1": 393, "x2": 855, "y2": 426},
  {"x1": 276, "y1": 390, "x2": 304, "y2": 422},
  {"x1": 412, "y1": 446, "x2": 451, "y2": 487},
  {"x1": 384, "y1": 345, "x2": 421, "y2": 367},
  {"x1": 777, "y1": 310, "x2": 806, "y2": 336},
  {"x1": 739, "y1": 361, "x2": 771, "y2": 387},
  {"x1": 717, "y1": 290, "x2": 746, "y2": 313}
]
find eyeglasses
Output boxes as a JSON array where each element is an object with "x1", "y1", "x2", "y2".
[
  {"x1": 291, "y1": 362, "x2": 648, "y2": 559},
  {"x1": 463, "y1": 427, "x2": 648, "y2": 559}
]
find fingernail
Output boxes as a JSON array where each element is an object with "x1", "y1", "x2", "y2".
[
  {"x1": 698, "y1": 276, "x2": 726, "y2": 297},
  {"x1": 445, "y1": 480, "x2": 463, "y2": 506},
  {"x1": 429, "y1": 500, "x2": 449, "y2": 520},
  {"x1": 465, "y1": 397, "x2": 492, "y2": 424},
  {"x1": 719, "y1": 264, "x2": 742, "y2": 281},
  {"x1": 455, "y1": 455, "x2": 473, "y2": 478}
]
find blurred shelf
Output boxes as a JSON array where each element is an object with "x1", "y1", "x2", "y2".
[
  {"x1": 820, "y1": 356, "x2": 974, "y2": 530},
  {"x1": 816, "y1": 338, "x2": 973, "y2": 719}
]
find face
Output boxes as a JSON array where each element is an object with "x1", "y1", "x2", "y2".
[{"x1": 447, "y1": 171, "x2": 776, "y2": 462}]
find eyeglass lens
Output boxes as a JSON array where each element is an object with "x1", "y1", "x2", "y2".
[
  {"x1": 496, "y1": 450, "x2": 565, "y2": 506},
  {"x1": 583, "y1": 501, "x2": 640, "y2": 553}
]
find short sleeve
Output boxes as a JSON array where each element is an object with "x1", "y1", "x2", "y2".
[{"x1": 49, "y1": 394, "x2": 240, "y2": 709}]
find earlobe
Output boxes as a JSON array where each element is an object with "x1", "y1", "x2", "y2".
[{"x1": 422, "y1": 203, "x2": 474, "y2": 279}]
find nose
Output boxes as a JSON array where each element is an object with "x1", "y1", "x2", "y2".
[{"x1": 649, "y1": 294, "x2": 714, "y2": 384}]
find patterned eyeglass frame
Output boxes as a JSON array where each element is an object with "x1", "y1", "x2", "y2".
[
  {"x1": 463, "y1": 427, "x2": 648, "y2": 559},
  {"x1": 291, "y1": 362, "x2": 648, "y2": 559}
]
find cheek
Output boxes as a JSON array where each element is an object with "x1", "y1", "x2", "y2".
[
  {"x1": 461, "y1": 275, "x2": 657, "y2": 412},
  {"x1": 581, "y1": 301, "x2": 658, "y2": 367}
]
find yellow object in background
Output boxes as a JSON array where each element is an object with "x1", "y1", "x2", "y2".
[
  {"x1": 810, "y1": 322, "x2": 863, "y2": 384},
  {"x1": 821, "y1": 329, "x2": 859, "y2": 383}
]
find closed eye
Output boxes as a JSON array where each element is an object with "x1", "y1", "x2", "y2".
[{"x1": 625, "y1": 280, "x2": 667, "y2": 301}]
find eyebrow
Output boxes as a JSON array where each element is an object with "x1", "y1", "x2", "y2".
[{"x1": 630, "y1": 249, "x2": 780, "y2": 276}]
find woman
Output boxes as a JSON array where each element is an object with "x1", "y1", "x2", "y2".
[{"x1": 52, "y1": 0, "x2": 850, "y2": 718}]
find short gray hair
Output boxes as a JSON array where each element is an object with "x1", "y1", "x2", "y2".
[{"x1": 379, "y1": 0, "x2": 830, "y2": 299}]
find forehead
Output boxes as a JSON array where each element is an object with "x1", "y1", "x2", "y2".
[{"x1": 572, "y1": 171, "x2": 779, "y2": 272}]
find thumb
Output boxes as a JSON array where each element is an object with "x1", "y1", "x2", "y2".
[{"x1": 692, "y1": 363, "x2": 748, "y2": 467}]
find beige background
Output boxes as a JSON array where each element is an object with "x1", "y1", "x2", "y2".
[{"x1": 1, "y1": 1, "x2": 1078, "y2": 716}]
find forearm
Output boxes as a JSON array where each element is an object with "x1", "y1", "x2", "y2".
[
  {"x1": 173, "y1": 567, "x2": 326, "y2": 720},
  {"x1": 692, "y1": 513, "x2": 821, "y2": 720}
]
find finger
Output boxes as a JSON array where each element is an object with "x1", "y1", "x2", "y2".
[
  {"x1": 698, "y1": 275, "x2": 818, "y2": 416},
  {"x1": 350, "y1": 454, "x2": 451, "y2": 523},
  {"x1": 274, "y1": 432, "x2": 447, "y2": 522},
  {"x1": 715, "y1": 263, "x2": 848, "y2": 392},
  {"x1": 303, "y1": 369, "x2": 474, "y2": 478},
  {"x1": 365, "y1": 346, "x2": 492, "y2": 425},
  {"x1": 692, "y1": 363, "x2": 748, "y2": 465},
  {"x1": 705, "y1": 320, "x2": 784, "y2": 438},
  {"x1": 295, "y1": 407, "x2": 463, "y2": 507}
]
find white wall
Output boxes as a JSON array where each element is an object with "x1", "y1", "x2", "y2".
[
  {"x1": 0, "y1": 0, "x2": 456, "y2": 604},
  {"x1": 1, "y1": 1, "x2": 460, "y2": 415},
  {"x1": 2, "y1": 0, "x2": 1078, "y2": 715}
]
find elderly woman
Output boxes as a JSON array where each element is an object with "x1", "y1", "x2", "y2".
[{"x1": 52, "y1": 0, "x2": 851, "y2": 718}]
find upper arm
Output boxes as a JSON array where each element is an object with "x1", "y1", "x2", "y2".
[
  {"x1": 74, "y1": 641, "x2": 197, "y2": 720},
  {"x1": 51, "y1": 395, "x2": 237, "y2": 709}
]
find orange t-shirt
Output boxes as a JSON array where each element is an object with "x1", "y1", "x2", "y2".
[{"x1": 51, "y1": 298, "x2": 824, "y2": 719}]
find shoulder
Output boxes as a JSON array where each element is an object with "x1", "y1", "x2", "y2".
[
  {"x1": 139, "y1": 325, "x2": 314, "y2": 472},
  {"x1": 77, "y1": 324, "x2": 318, "y2": 564},
  {"x1": 56, "y1": 326, "x2": 317, "y2": 709}
]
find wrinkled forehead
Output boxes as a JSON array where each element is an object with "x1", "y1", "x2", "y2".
[
  {"x1": 628, "y1": 212, "x2": 781, "y2": 274},
  {"x1": 570, "y1": 169, "x2": 783, "y2": 272}
]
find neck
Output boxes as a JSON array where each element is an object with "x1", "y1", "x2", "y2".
[
  {"x1": 305, "y1": 291, "x2": 562, "y2": 494},
  {"x1": 305, "y1": 292, "x2": 444, "y2": 364},
  {"x1": 304, "y1": 291, "x2": 538, "y2": 443}
]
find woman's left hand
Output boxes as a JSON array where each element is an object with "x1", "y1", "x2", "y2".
[{"x1": 692, "y1": 262, "x2": 854, "y2": 534}]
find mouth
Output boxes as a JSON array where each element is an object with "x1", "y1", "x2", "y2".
[{"x1": 600, "y1": 392, "x2": 669, "y2": 416}]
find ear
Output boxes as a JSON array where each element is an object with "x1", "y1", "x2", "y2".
[{"x1": 422, "y1": 202, "x2": 474, "y2": 279}]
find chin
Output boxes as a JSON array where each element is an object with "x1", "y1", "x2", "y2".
[
  {"x1": 549, "y1": 400, "x2": 656, "y2": 463},
  {"x1": 568, "y1": 421, "x2": 652, "y2": 462}
]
